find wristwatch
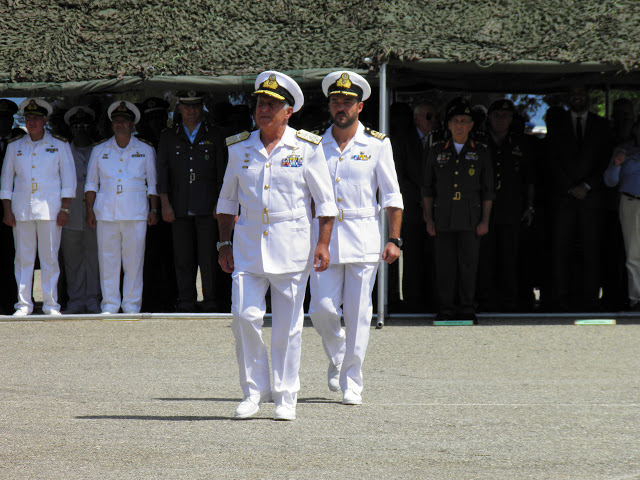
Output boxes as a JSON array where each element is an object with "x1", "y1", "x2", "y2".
[
  {"x1": 60, "y1": 208, "x2": 70, "y2": 214},
  {"x1": 216, "y1": 240, "x2": 232, "y2": 251},
  {"x1": 388, "y1": 237, "x2": 403, "y2": 249}
]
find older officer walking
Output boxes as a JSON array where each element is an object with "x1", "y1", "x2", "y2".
[
  {"x1": 309, "y1": 71, "x2": 403, "y2": 406},
  {"x1": 217, "y1": 71, "x2": 337, "y2": 421},
  {"x1": 0, "y1": 98, "x2": 76, "y2": 316},
  {"x1": 157, "y1": 91, "x2": 227, "y2": 313},
  {"x1": 85, "y1": 101, "x2": 159, "y2": 314}
]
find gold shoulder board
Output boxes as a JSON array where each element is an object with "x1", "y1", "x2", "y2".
[
  {"x1": 137, "y1": 137, "x2": 154, "y2": 147},
  {"x1": 365, "y1": 127, "x2": 386, "y2": 140},
  {"x1": 296, "y1": 129, "x2": 322, "y2": 145},
  {"x1": 91, "y1": 138, "x2": 108, "y2": 147},
  {"x1": 52, "y1": 133, "x2": 69, "y2": 143},
  {"x1": 225, "y1": 131, "x2": 250, "y2": 146},
  {"x1": 7, "y1": 132, "x2": 25, "y2": 143}
]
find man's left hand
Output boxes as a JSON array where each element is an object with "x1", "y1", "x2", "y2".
[
  {"x1": 56, "y1": 210, "x2": 69, "y2": 227},
  {"x1": 313, "y1": 244, "x2": 330, "y2": 272},
  {"x1": 382, "y1": 242, "x2": 401, "y2": 264},
  {"x1": 148, "y1": 211, "x2": 159, "y2": 226},
  {"x1": 476, "y1": 221, "x2": 489, "y2": 237}
]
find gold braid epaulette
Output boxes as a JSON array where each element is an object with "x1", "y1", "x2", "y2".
[
  {"x1": 365, "y1": 127, "x2": 386, "y2": 140},
  {"x1": 226, "y1": 131, "x2": 250, "y2": 146}
]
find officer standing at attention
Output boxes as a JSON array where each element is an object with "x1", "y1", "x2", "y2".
[
  {"x1": 157, "y1": 91, "x2": 227, "y2": 313},
  {"x1": 422, "y1": 97, "x2": 494, "y2": 321},
  {"x1": 0, "y1": 98, "x2": 76, "y2": 316},
  {"x1": 217, "y1": 71, "x2": 337, "y2": 421},
  {"x1": 85, "y1": 101, "x2": 159, "y2": 314},
  {"x1": 0, "y1": 99, "x2": 19, "y2": 315},
  {"x1": 309, "y1": 71, "x2": 403, "y2": 406},
  {"x1": 60, "y1": 106, "x2": 101, "y2": 314},
  {"x1": 476, "y1": 99, "x2": 534, "y2": 312}
]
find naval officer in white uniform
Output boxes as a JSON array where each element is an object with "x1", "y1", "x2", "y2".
[
  {"x1": 217, "y1": 71, "x2": 337, "y2": 421},
  {"x1": 0, "y1": 98, "x2": 76, "y2": 316},
  {"x1": 309, "y1": 71, "x2": 404, "y2": 406},
  {"x1": 85, "y1": 101, "x2": 159, "y2": 314}
]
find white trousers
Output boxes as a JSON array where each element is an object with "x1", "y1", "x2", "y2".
[
  {"x1": 231, "y1": 269, "x2": 309, "y2": 408},
  {"x1": 309, "y1": 262, "x2": 379, "y2": 394},
  {"x1": 620, "y1": 196, "x2": 640, "y2": 302},
  {"x1": 61, "y1": 227, "x2": 101, "y2": 311},
  {"x1": 97, "y1": 220, "x2": 146, "y2": 314},
  {"x1": 13, "y1": 220, "x2": 61, "y2": 314}
]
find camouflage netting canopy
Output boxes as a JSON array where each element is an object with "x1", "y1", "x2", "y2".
[{"x1": 0, "y1": 0, "x2": 639, "y2": 95}]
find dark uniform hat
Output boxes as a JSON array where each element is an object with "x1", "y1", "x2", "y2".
[
  {"x1": 64, "y1": 106, "x2": 96, "y2": 126},
  {"x1": 445, "y1": 97, "x2": 473, "y2": 122},
  {"x1": 321, "y1": 71, "x2": 371, "y2": 101},
  {"x1": 141, "y1": 97, "x2": 170, "y2": 113},
  {"x1": 0, "y1": 99, "x2": 18, "y2": 117},
  {"x1": 488, "y1": 99, "x2": 516, "y2": 114},
  {"x1": 107, "y1": 100, "x2": 141, "y2": 124},
  {"x1": 253, "y1": 70, "x2": 304, "y2": 113},
  {"x1": 20, "y1": 98, "x2": 53, "y2": 117},
  {"x1": 176, "y1": 91, "x2": 204, "y2": 105}
]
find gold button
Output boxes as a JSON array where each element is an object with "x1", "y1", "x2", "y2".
[
  {"x1": 263, "y1": 231, "x2": 268, "y2": 236},
  {"x1": 32, "y1": 177, "x2": 35, "y2": 181},
  {"x1": 119, "y1": 169, "x2": 122, "y2": 172},
  {"x1": 32, "y1": 153, "x2": 36, "y2": 156},
  {"x1": 337, "y1": 197, "x2": 342, "y2": 202},
  {"x1": 118, "y1": 179, "x2": 121, "y2": 182},
  {"x1": 265, "y1": 163, "x2": 270, "y2": 168},
  {"x1": 32, "y1": 165, "x2": 35, "y2": 168},
  {"x1": 454, "y1": 184, "x2": 458, "y2": 188},
  {"x1": 120, "y1": 158, "x2": 123, "y2": 162},
  {"x1": 264, "y1": 185, "x2": 269, "y2": 190},
  {"x1": 339, "y1": 157, "x2": 343, "y2": 162},
  {"x1": 456, "y1": 160, "x2": 459, "y2": 164},
  {"x1": 264, "y1": 207, "x2": 268, "y2": 213},
  {"x1": 455, "y1": 171, "x2": 459, "y2": 175},
  {"x1": 336, "y1": 177, "x2": 341, "y2": 182},
  {"x1": 497, "y1": 163, "x2": 501, "y2": 166}
]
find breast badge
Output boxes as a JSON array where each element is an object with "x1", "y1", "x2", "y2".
[
  {"x1": 282, "y1": 155, "x2": 303, "y2": 167},
  {"x1": 468, "y1": 168, "x2": 475, "y2": 176},
  {"x1": 352, "y1": 152, "x2": 371, "y2": 161}
]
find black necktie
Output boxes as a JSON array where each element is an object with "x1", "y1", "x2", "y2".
[{"x1": 576, "y1": 116, "x2": 583, "y2": 145}]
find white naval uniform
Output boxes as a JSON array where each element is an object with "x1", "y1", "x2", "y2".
[
  {"x1": 85, "y1": 136, "x2": 157, "y2": 314},
  {"x1": 0, "y1": 132, "x2": 76, "y2": 314},
  {"x1": 217, "y1": 126, "x2": 338, "y2": 409},
  {"x1": 309, "y1": 122, "x2": 403, "y2": 394},
  {"x1": 61, "y1": 143, "x2": 100, "y2": 312}
]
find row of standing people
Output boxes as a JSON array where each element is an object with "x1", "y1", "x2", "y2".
[{"x1": 393, "y1": 87, "x2": 636, "y2": 316}]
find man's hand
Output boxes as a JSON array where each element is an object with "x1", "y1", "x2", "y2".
[
  {"x1": 426, "y1": 218, "x2": 436, "y2": 237},
  {"x1": 313, "y1": 243, "x2": 330, "y2": 272},
  {"x1": 381, "y1": 242, "x2": 401, "y2": 264},
  {"x1": 148, "y1": 210, "x2": 159, "y2": 226},
  {"x1": 56, "y1": 210, "x2": 69, "y2": 227},
  {"x1": 476, "y1": 220, "x2": 489, "y2": 237},
  {"x1": 2, "y1": 211, "x2": 15, "y2": 227},
  {"x1": 162, "y1": 203, "x2": 175, "y2": 223},
  {"x1": 521, "y1": 208, "x2": 534, "y2": 227},
  {"x1": 218, "y1": 245, "x2": 234, "y2": 273},
  {"x1": 614, "y1": 149, "x2": 626, "y2": 166},
  {"x1": 569, "y1": 183, "x2": 589, "y2": 200},
  {"x1": 86, "y1": 209, "x2": 96, "y2": 228}
]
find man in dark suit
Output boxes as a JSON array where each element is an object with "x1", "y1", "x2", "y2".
[
  {"x1": 547, "y1": 86, "x2": 613, "y2": 311},
  {"x1": 156, "y1": 91, "x2": 228, "y2": 313}
]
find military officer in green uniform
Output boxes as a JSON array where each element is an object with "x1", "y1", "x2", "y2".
[{"x1": 422, "y1": 97, "x2": 494, "y2": 321}]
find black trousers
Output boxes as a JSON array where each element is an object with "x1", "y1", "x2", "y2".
[
  {"x1": 0, "y1": 223, "x2": 16, "y2": 314},
  {"x1": 172, "y1": 215, "x2": 217, "y2": 308},
  {"x1": 477, "y1": 223, "x2": 519, "y2": 311},
  {"x1": 434, "y1": 230, "x2": 480, "y2": 314}
]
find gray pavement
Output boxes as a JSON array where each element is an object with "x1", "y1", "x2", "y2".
[{"x1": 1, "y1": 315, "x2": 639, "y2": 480}]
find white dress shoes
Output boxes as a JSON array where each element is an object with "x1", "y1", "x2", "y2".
[
  {"x1": 47, "y1": 309, "x2": 61, "y2": 316},
  {"x1": 274, "y1": 405, "x2": 296, "y2": 421},
  {"x1": 234, "y1": 392, "x2": 271, "y2": 419},
  {"x1": 327, "y1": 361, "x2": 341, "y2": 392},
  {"x1": 342, "y1": 389, "x2": 362, "y2": 405},
  {"x1": 12, "y1": 308, "x2": 29, "y2": 317}
]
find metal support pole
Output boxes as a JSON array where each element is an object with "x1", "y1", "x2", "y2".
[{"x1": 377, "y1": 62, "x2": 389, "y2": 328}]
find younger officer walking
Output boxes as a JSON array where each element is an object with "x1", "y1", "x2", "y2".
[
  {"x1": 217, "y1": 71, "x2": 337, "y2": 421},
  {"x1": 309, "y1": 71, "x2": 403, "y2": 406}
]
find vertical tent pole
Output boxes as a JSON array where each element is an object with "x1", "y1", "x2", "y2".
[{"x1": 377, "y1": 62, "x2": 389, "y2": 328}]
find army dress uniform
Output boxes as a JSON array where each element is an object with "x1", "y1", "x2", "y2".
[
  {"x1": 156, "y1": 120, "x2": 227, "y2": 311},
  {"x1": 309, "y1": 120, "x2": 403, "y2": 396},
  {"x1": 477, "y1": 132, "x2": 534, "y2": 311},
  {"x1": 423, "y1": 135, "x2": 494, "y2": 316},
  {"x1": 0, "y1": 130, "x2": 76, "y2": 314},
  {"x1": 85, "y1": 135, "x2": 157, "y2": 314},
  {"x1": 217, "y1": 125, "x2": 338, "y2": 411}
]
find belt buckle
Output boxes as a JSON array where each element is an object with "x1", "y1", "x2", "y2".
[
  {"x1": 117, "y1": 185, "x2": 123, "y2": 194},
  {"x1": 453, "y1": 192, "x2": 461, "y2": 201},
  {"x1": 338, "y1": 209, "x2": 344, "y2": 222},
  {"x1": 262, "y1": 211, "x2": 269, "y2": 224},
  {"x1": 31, "y1": 182, "x2": 37, "y2": 193},
  {"x1": 190, "y1": 172, "x2": 196, "y2": 183}
]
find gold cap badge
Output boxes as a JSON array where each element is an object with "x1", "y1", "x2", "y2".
[{"x1": 336, "y1": 73, "x2": 352, "y2": 89}]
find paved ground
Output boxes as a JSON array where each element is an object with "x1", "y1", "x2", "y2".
[{"x1": 1, "y1": 315, "x2": 639, "y2": 480}]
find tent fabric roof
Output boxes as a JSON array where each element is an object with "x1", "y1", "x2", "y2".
[{"x1": 0, "y1": 0, "x2": 638, "y2": 95}]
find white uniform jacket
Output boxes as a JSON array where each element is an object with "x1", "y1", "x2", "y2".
[
  {"x1": 85, "y1": 136, "x2": 157, "y2": 221},
  {"x1": 217, "y1": 126, "x2": 338, "y2": 275},
  {"x1": 319, "y1": 122, "x2": 403, "y2": 264},
  {"x1": 0, "y1": 132, "x2": 76, "y2": 221}
]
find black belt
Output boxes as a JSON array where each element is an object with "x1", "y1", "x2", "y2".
[{"x1": 623, "y1": 192, "x2": 640, "y2": 200}]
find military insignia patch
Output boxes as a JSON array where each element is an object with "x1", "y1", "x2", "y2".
[
  {"x1": 352, "y1": 152, "x2": 371, "y2": 161},
  {"x1": 131, "y1": 152, "x2": 145, "y2": 158},
  {"x1": 282, "y1": 155, "x2": 303, "y2": 167},
  {"x1": 465, "y1": 152, "x2": 478, "y2": 161},
  {"x1": 436, "y1": 153, "x2": 450, "y2": 165},
  {"x1": 336, "y1": 73, "x2": 352, "y2": 89},
  {"x1": 226, "y1": 131, "x2": 250, "y2": 146}
]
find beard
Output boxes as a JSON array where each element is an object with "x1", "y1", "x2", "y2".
[{"x1": 331, "y1": 110, "x2": 358, "y2": 129}]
